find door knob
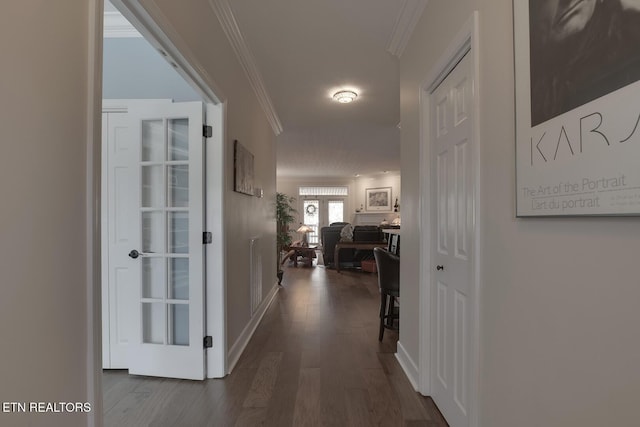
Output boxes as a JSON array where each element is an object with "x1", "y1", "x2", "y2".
[
  {"x1": 128, "y1": 249, "x2": 140, "y2": 259},
  {"x1": 436, "y1": 265, "x2": 444, "y2": 271}
]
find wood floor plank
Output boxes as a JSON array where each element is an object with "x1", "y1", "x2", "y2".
[
  {"x1": 128, "y1": 379, "x2": 181, "y2": 427},
  {"x1": 405, "y1": 420, "x2": 443, "y2": 427},
  {"x1": 242, "y1": 352, "x2": 283, "y2": 408},
  {"x1": 261, "y1": 334, "x2": 302, "y2": 427},
  {"x1": 147, "y1": 380, "x2": 209, "y2": 427},
  {"x1": 103, "y1": 391, "x2": 151, "y2": 427},
  {"x1": 233, "y1": 407, "x2": 268, "y2": 427},
  {"x1": 292, "y1": 368, "x2": 321, "y2": 427},
  {"x1": 344, "y1": 387, "x2": 375, "y2": 427},
  {"x1": 379, "y1": 353, "x2": 433, "y2": 421},
  {"x1": 365, "y1": 368, "x2": 404, "y2": 427},
  {"x1": 102, "y1": 371, "x2": 146, "y2": 413}
]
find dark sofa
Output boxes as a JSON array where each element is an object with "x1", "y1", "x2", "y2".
[
  {"x1": 320, "y1": 223, "x2": 350, "y2": 267},
  {"x1": 321, "y1": 223, "x2": 384, "y2": 268}
]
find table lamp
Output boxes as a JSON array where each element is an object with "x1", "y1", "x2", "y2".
[{"x1": 296, "y1": 224, "x2": 314, "y2": 247}]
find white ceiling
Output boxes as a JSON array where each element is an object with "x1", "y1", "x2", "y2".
[
  {"x1": 229, "y1": 0, "x2": 411, "y2": 178},
  {"x1": 107, "y1": 0, "x2": 426, "y2": 179}
]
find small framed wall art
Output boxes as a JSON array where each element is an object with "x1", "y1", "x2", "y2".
[
  {"x1": 365, "y1": 187, "x2": 392, "y2": 211},
  {"x1": 233, "y1": 140, "x2": 254, "y2": 196}
]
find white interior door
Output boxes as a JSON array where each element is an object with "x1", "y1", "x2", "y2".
[
  {"x1": 125, "y1": 100, "x2": 206, "y2": 380},
  {"x1": 430, "y1": 52, "x2": 474, "y2": 427},
  {"x1": 102, "y1": 109, "x2": 135, "y2": 369}
]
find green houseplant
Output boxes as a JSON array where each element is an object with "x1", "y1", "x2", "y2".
[{"x1": 276, "y1": 192, "x2": 297, "y2": 284}]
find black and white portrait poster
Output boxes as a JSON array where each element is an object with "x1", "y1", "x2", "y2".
[{"x1": 515, "y1": 0, "x2": 640, "y2": 216}]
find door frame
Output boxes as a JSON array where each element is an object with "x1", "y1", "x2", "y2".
[
  {"x1": 101, "y1": 99, "x2": 211, "y2": 379},
  {"x1": 111, "y1": 0, "x2": 228, "y2": 379},
  {"x1": 418, "y1": 12, "x2": 481, "y2": 427},
  {"x1": 86, "y1": 3, "x2": 105, "y2": 426},
  {"x1": 86, "y1": 1, "x2": 229, "y2": 422}
]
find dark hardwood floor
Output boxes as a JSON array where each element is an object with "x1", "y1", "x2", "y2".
[{"x1": 103, "y1": 263, "x2": 449, "y2": 427}]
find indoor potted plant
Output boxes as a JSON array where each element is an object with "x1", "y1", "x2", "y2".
[{"x1": 276, "y1": 192, "x2": 297, "y2": 284}]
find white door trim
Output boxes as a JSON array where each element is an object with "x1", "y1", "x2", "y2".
[
  {"x1": 418, "y1": 12, "x2": 481, "y2": 427},
  {"x1": 88, "y1": 1, "x2": 229, "y2": 413},
  {"x1": 86, "y1": 1, "x2": 104, "y2": 426},
  {"x1": 205, "y1": 102, "x2": 228, "y2": 377}
]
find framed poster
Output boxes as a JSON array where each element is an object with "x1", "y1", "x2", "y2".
[
  {"x1": 233, "y1": 140, "x2": 254, "y2": 196},
  {"x1": 365, "y1": 187, "x2": 392, "y2": 211},
  {"x1": 514, "y1": 1, "x2": 640, "y2": 216}
]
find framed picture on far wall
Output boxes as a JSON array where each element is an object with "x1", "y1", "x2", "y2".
[
  {"x1": 365, "y1": 187, "x2": 392, "y2": 211},
  {"x1": 514, "y1": 0, "x2": 640, "y2": 216}
]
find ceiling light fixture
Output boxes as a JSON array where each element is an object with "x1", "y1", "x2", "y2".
[{"x1": 333, "y1": 90, "x2": 358, "y2": 103}]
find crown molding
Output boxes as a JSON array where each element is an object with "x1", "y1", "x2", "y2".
[
  {"x1": 208, "y1": 0, "x2": 283, "y2": 135},
  {"x1": 103, "y1": 11, "x2": 142, "y2": 38},
  {"x1": 386, "y1": 0, "x2": 428, "y2": 57}
]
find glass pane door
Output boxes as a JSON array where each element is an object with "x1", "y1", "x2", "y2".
[
  {"x1": 303, "y1": 199, "x2": 320, "y2": 245},
  {"x1": 327, "y1": 200, "x2": 345, "y2": 225},
  {"x1": 140, "y1": 118, "x2": 190, "y2": 347},
  {"x1": 128, "y1": 100, "x2": 205, "y2": 381}
]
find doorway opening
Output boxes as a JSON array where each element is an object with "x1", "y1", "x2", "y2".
[{"x1": 101, "y1": 0, "x2": 226, "y2": 388}]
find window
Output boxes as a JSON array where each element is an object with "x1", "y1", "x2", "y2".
[{"x1": 299, "y1": 186, "x2": 348, "y2": 197}]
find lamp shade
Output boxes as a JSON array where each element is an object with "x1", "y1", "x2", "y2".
[{"x1": 296, "y1": 224, "x2": 314, "y2": 233}]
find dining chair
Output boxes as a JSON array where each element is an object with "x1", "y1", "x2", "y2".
[{"x1": 373, "y1": 247, "x2": 400, "y2": 341}]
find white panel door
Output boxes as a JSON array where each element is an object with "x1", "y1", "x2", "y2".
[
  {"x1": 126, "y1": 101, "x2": 206, "y2": 380},
  {"x1": 430, "y1": 52, "x2": 474, "y2": 427},
  {"x1": 102, "y1": 110, "x2": 135, "y2": 369}
]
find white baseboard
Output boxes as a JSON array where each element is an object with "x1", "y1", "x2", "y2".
[
  {"x1": 395, "y1": 341, "x2": 420, "y2": 391},
  {"x1": 226, "y1": 283, "x2": 279, "y2": 373}
]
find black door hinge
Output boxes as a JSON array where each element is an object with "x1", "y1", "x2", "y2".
[
  {"x1": 203, "y1": 232, "x2": 212, "y2": 244},
  {"x1": 204, "y1": 336, "x2": 213, "y2": 348},
  {"x1": 203, "y1": 125, "x2": 212, "y2": 138}
]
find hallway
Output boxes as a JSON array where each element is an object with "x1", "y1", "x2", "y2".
[{"x1": 103, "y1": 265, "x2": 447, "y2": 426}]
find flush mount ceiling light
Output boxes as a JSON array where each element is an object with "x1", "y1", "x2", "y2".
[{"x1": 333, "y1": 90, "x2": 358, "y2": 103}]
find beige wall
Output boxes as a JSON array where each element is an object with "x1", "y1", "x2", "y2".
[
  {"x1": 401, "y1": 1, "x2": 640, "y2": 426},
  {"x1": 147, "y1": 0, "x2": 278, "y2": 350},
  {"x1": 0, "y1": 1, "x2": 97, "y2": 426}
]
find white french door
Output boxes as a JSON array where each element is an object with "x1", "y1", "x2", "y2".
[
  {"x1": 302, "y1": 199, "x2": 320, "y2": 245},
  {"x1": 327, "y1": 200, "x2": 345, "y2": 225},
  {"x1": 301, "y1": 197, "x2": 345, "y2": 245},
  {"x1": 430, "y1": 51, "x2": 475, "y2": 427},
  {"x1": 125, "y1": 101, "x2": 206, "y2": 380}
]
